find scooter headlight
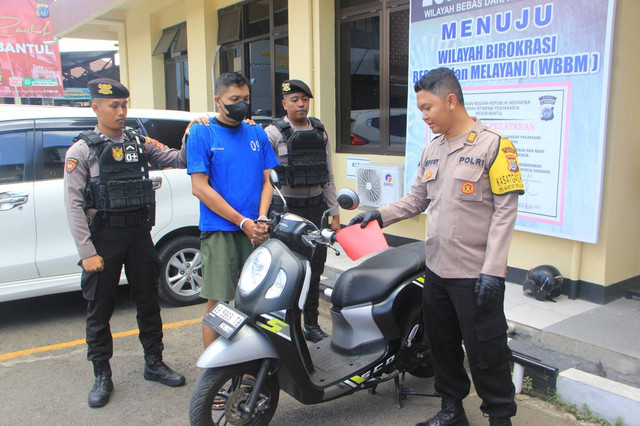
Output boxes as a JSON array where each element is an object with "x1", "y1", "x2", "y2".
[{"x1": 238, "y1": 247, "x2": 271, "y2": 296}]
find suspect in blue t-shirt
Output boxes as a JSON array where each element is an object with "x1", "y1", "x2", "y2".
[{"x1": 187, "y1": 118, "x2": 280, "y2": 232}]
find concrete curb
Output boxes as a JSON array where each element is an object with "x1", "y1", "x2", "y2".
[{"x1": 557, "y1": 368, "x2": 640, "y2": 425}]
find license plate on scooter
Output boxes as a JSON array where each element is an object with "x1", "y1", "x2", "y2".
[{"x1": 203, "y1": 302, "x2": 248, "y2": 340}]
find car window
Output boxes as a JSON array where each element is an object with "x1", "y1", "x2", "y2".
[
  {"x1": 40, "y1": 130, "x2": 82, "y2": 181},
  {"x1": 138, "y1": 118, "x2": 188, "y2": 150},
  {"x1": 0, "y1": 131, "x2": 27, "y2": 184},
  {"x1": 389, "y1": 114, "x2": 407, "y2": 138}
]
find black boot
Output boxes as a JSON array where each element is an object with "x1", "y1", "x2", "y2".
[
  {"x1": 303, "y1": 322, "x2": 329, "y2": 343},
  {"x1": 88, "y1": 360, "x2": 113, "y2": 408},
  {"x1": 143, "y1": 350, "x2": 185, "y2": 387},
  {"x1": 489, "y1": 417, "x2": 512, "y2": 426},
  {"x1": 416, "y1": 398, "x2": 469, "y2": 426}
]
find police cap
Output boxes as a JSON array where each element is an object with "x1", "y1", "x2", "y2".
[
  {"x1": 281, "y1": 79, "x2": 313, "y2": 98},
  {"x1": 88, "y1": 78, "x2": 130, "y2": 99}
]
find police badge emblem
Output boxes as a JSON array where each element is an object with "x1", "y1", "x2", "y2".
[
  {"x1": 461, "y1": 181, "x2": 475, "y2": 194},
  {"x1": 98, "y1": 83, "x2": 113, "y2": 95},
  {"x1": 112, "y1": 146, "x2": 124, "y2": 161},
  {"x1": 66, "y1": 158, "x2": 78, "y2": 173},
  {"x1": 539, "y1": 95, "x2": 556, "y2": 121}
]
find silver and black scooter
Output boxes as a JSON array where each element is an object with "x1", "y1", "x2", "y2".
[{"x1": 189, "y1": 171, "x2": 435, "y2": 426}]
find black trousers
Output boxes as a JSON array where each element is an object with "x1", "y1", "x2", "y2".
[
  {"x1": 422, "y1": 267, "x2": 517, "y2": 418},
  {"x1": 270, "y1": 196, "x2": 327, "y2": 324},
  {"x1": 82, "y1": 224, "x2": 163, "y2": 361}
]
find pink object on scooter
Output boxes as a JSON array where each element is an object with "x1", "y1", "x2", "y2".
[{"x1": 336, "y1": 220, "x2": 389, "y2": 260}]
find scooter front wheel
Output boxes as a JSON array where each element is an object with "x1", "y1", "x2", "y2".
[{"x1": 189, "y1": 361, "x2": 280, "y2": 426}]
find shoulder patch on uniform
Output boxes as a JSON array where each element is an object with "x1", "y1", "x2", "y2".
[
  {"x1": 489, "y1": 138, "x2": 525, "y2": 195},
  {"x1": 147, "y1": 137, "x2": 167, "y2": 151},
  {"x1": 65, "y1": 158, "x2": 78, "y2": 173}
]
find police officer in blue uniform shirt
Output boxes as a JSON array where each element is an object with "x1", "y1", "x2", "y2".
[{"x1": 64, "y1": 78, "x2": 187, "y2": 408}]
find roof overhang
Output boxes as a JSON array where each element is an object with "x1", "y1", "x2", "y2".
[{"x1": 49, "y1": 0, "x2": 127, "y2": 38}]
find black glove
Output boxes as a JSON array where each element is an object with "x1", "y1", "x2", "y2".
[
  {"x1": 475, "y1": 274, "x2": 505, "y2": 307},
  {"x1": 348, "y1": 210, "x2": 382, "y2": 228}
]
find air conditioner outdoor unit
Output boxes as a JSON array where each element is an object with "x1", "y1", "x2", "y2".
[{"x1": 355, "y1": 163, "x2": 404, "y2": 208}]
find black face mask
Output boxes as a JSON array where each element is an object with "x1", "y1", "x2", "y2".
[{"x1": 222, "y1": 101, "x2": 249, "y2": 122}]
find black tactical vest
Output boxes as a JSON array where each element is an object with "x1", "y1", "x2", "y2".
[
  {"x1": 75, "y1": 130, "x2": 155, "y2": 211},
  {"x1": 272, "y1": 117, "x2": 329, "y2": 187}
]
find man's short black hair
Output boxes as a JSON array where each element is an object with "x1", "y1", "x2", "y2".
[
  {"x1": 215, "y1": 72, "x2": 250, "y2": 95},
  {"x1": 414, "y1": 67, "x2": 465, "y2": 106}
]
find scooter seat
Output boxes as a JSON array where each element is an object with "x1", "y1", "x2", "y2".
[{"x1": 331, "y1": 241, "x2": 425, "y2": 308}]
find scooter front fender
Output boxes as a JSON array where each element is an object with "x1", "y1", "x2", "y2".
[{"x1": 196, "y1": 324, "x2": 279, "y2": 369}]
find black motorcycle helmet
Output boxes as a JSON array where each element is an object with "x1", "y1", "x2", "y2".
[{"x1": 523, "y1": 265, "x2": 564, "y2": 301}]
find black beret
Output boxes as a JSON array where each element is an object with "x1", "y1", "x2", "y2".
[
  {"x1": 88, "y1": 78, "x2": 130, "y2": 99},
  {"x1": 281, "y1": 79, "x2": 313, "y2": 98}
]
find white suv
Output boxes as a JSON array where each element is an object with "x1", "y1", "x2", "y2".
[{"x1": 0, "y1": 105, "x2": 205, "y2": 306}]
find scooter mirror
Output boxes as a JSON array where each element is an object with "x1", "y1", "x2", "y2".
[
  {"x1": 336, "y1": 188, "x2": 359, "y2": 210},
  {"x1": 269, "y1": 169, "x2": 281, "y2": 189}
]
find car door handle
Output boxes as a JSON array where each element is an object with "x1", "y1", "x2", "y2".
[
  {"x1": 0, "y1": 192, "x2": 29, "y2": 211},
  {"x1": 151, "y1": 176, "x2": 163, "y2": 190}
]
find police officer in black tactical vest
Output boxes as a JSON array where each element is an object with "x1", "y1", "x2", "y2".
[
  {"x1": 265, "y1": 79, "x2": 340, "y2": 343},
  {"x1": 63, "y1": 78, "x2": 188, "y2": 408}
]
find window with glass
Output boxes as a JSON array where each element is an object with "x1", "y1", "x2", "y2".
[
  {"x1": 41, "y1": 130, "x2": 81, "y2": 180},
  {"x1": 336, "y1": 0, "x2": 409, "y2": 154},
  {"x1": 0, "y1": 131, "x2": 27, "y2": 184},
  {"x1": 153, "y1": 23, "x2": 190, "y2": 111},
  {"x1": 139, "y1": 118, "x2": 190, "y2": 150},
  {"x1": 218, "y1": 0, "x2": 289, "y2": 123}
]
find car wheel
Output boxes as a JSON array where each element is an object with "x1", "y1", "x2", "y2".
[{"x1": 157, "y1": 235, "x2": 203, "y2": 306}]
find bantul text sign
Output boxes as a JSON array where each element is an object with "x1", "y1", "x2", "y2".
[{"x1": 0, "y1": 0, "x2": 63, "y2": 98}]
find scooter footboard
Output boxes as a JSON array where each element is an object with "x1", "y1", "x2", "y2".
[{"x1": 196, "y1": 324, "x2": 280, "y2": 369}]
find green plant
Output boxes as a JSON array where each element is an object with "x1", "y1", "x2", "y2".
[
  {"x1": 522, "y1": 375, "x2": 533, "y2": 394},
  {"x1": 540, "y1": 392, "x2": 626, "y2": 426}
]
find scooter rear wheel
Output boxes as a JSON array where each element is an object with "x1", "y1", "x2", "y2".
[{"x1": 189, "y1": 361, "x2": 280, "y2": 426}]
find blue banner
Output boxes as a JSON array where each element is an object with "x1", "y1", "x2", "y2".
[{"x1": 405, "y1": 0, "x2": 616, "y2": 243}]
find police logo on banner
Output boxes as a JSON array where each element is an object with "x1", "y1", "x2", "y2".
[{"x1": 539, "y1": 95, "x2": 556, "y2": 121}]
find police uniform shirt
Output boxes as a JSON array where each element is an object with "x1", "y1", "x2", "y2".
[
  {"x1": 264, "y1": 116, "x2": 339, "y2": 216},
  {"x1": 64, "y1": 128, "x2": 187, "y2": 260},
  {"x1": 378, "y1": 119, "x2": 521, "y2": 279}
]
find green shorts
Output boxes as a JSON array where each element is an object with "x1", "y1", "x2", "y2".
[{"x1": 200, "y1": 231, "x2": 253, "y2": 302}]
